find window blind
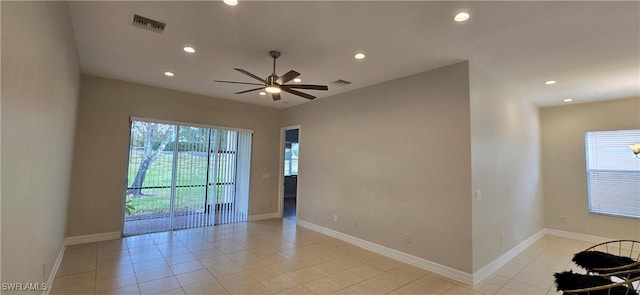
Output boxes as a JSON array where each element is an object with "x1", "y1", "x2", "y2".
[
  {"x1": 124, "y1": 120, "x2": 252, "y2": 236},
  {"x1": 585, "y1": 129, "x2": 640, "y2": 218}
]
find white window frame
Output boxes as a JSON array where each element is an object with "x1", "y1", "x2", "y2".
[{"x1": 585, "y1": 129, "x2": 640, "y2": 219}]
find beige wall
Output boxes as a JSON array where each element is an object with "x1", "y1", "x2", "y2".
[
  {"x1": 469, "y1": 64, "x2": 545, "y2": 272},
  {"x1": 1, "y1": 1, "x2": 80, "y2": 287},
  {"x1": 541, "y1": 97, "x2": 640, "y2": 239},
  {"x1": 66, "y1": 76, "x2": 281, "y2": 236},
  {"x1": 282, "y1": 62, "x2": 473, "y2": 273}
]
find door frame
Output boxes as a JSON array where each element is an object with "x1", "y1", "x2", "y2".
[{"x1": 278, "y1": 125, "x2": 300, "y2": 218}]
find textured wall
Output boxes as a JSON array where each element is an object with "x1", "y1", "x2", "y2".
[
  {"x1": 66, "y1": 76, "x2": 281, "y2": 236},
  {"x1": 283, "y1": 62, "x2": 473, "y2": 273},
  {"x1": 1, "y1": 1, "x2": 80, "y2": 288},
  {"x1": 541, "y1": 97, "x2": 640, "y2": 239},
  {"x1": 470, "y1": 64, "x2": 545, "y2": 272}
]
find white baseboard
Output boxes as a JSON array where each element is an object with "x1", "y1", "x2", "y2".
[
  {"x1": 64, "y1": 231, "x2": 121, "y2": 245},
  {"x1": 43, "y1": 243, "x2": 66, "y2": 295},
  {"x1": 472, "y1": 229, "x2": 546, "y2": 285},
  {"x1": 544, "y1": 228, "x2": 610, "y2": 244},
  {"x1": 249, "y1": 212, "x2": 279, "y2": 221},
  {"x1": 296, "y1": 219, "x2": 474, "y2": 285}
]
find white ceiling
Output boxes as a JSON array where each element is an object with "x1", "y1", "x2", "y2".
[{"x1": 68, "y1": 1, "x2": 640, "y2": 109}]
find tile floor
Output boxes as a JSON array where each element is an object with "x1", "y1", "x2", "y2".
[{"x1": 51, "y1": 219, "x2": 595, "y2": 295}]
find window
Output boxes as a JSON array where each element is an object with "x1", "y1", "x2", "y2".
[
  {"x1": 585, "y1": 129, "x2": 640, "y2": 218},
  {"x1": 123, "y1": 119, "x2": 252, "y2": 236},
  {"x1": 284, "y1": 142, "x2": 299, "y2": 176}
]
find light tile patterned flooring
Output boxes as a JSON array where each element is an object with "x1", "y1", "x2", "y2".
[{"x1": 52, "y1": 219, "x2": 593, "y2": 295}]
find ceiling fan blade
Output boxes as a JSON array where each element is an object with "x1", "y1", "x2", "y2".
[
  {"x1": 281, "y1": 87, "x2": 316, "y2": 100},
  {"x1": 281, "y1": 84, "x2": 328, "y2": 91},
  {"x1": 214, "y1": 80, "x2": 264, "y2": 86},
  {"x1": 276, "y1": 70, "x2": 301, "y2": 85},
  {"x1": 272, "y1": 93, "x2": 281, "y2": 101},
  {"x1": 234, "y1": 68, "x2": 266, "y2": 83},
  {"x1": 235, "y1": 87, "x2": 264, "y2": 94}
]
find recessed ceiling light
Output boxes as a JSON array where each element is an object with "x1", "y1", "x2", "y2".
[
  {"x1": 454, "y1": 12, "x2": 470, "y2": 22},
  {"x1": 223, "y1": 0, "x2": 238, "y2": 6},
  {"x1": 183, "y1": 46, "x2": 195, "y2": 53},
  {"x1": 545, "y1": 80, "x2": 557, "y2": 85},
  {"x1": 354, "y1": 53, "x2": 365, "y2": 60},
  {"x1": 563, "y1": 98, "x2": 573, "y2": 102},
  {"x1": 293, "y1": 78, "x2": 302, "y2": 83},
  {"x1": 259, "y1": 92, "x2": 266, "y2": 96},
  {"x1": 164, "y1": 71, "x2": 174, "y2": 77}
]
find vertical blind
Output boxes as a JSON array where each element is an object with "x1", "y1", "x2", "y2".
[
  {"x1": 124, "y1": 119, "x2": 252, "y2": 236},
  {"x1": 585, "y1": 129, "x2": 640, "y2": 218}
]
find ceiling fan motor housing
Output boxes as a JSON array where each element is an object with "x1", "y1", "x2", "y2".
[{"x1": 267, "y1": 74, "x2": 279, "y2": 86}]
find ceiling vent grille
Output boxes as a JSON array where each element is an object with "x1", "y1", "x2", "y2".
[
  {"x1": 131, "y1": 14, "x2": 166, "y2": 33},
  {"x1": 331, "y1": 79, "x2": 352, "y2": 86}
]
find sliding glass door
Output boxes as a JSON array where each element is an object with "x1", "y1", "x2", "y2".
[
  {"x1": 123, "y1": 119, "x2": 252, "y2": 236},
  {"x1": 125, "y1": 121, "x2": 175, "y2": 234}
]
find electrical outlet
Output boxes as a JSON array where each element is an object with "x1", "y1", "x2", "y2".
[
  {"x1": 405, "y1": 233, "x2": 412, "y2": 243},
  {"x1": 333, "y1": 214, "x2": 338, "y2": 222}
]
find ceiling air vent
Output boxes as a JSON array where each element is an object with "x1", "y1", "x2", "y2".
[
  {"x1": 131, "y1": 14, "x2": 166, "y2": 33},
  {"x1": 331, "y1": 79, "x2": 352, "y2": 86}
]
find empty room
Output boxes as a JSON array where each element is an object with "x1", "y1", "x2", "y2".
[{"x1": 2, "y1": 1, "x2": 639, "y2": 295}]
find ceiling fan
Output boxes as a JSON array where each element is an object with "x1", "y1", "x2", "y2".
[{"x1": 214, "y1": 51, "x2": 328, "y2": 101}]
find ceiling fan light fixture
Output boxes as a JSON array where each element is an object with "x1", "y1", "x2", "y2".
[
  {"x1": 265, "y1": 85, "x2": 281, "y2": 94},
  {"x1": 223, "y1": 0, "x2": 238, "y2": 6}
]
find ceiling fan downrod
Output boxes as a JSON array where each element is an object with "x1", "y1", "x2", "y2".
[
  {"x1": 269, "y1": 50, "x2": 281, "y2": 74},
  {"x1": 266, "y1": 51, "x2": 281, "y2": 88}
]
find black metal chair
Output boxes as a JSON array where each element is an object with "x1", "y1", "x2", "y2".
[
  {"x1": 558, "y1": 269, "x2": 640, "y2": 295},
  {"x1": 577, "y1": 240, "x2": 640, "y2": 276}
]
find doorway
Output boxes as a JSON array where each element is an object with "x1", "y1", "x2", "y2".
[
  {"x1": 122, "y1": 118, "x2": 252, "y2": 236},
  {"x1": 281, "y1": 127, "x2": 299, "y2": 220}
]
